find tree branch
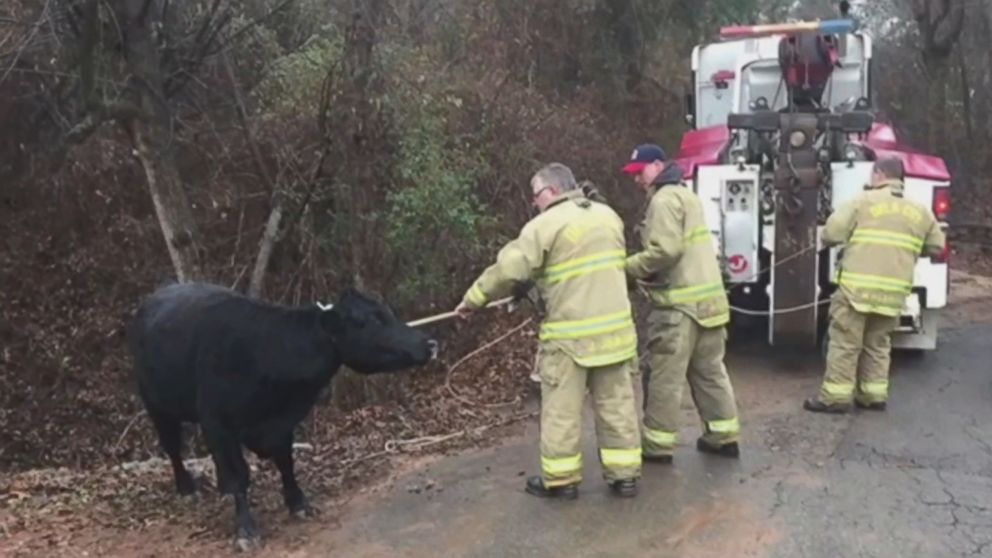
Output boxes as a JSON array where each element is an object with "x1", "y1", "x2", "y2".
[
  {"x1": 222, "y1": 0, "x2": 295, "y2": 46},
  {"x1": 0, "y1": 0, "x2": 52, "y2": 87}
]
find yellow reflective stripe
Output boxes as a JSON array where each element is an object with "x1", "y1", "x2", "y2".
[
  {"x1": 541, "y1": 454, "x2": 582, "y2": 476},
  {"x1": 840, "y1": 271, "x2": 911, "y2": 288},
  {"x1": 852, "y1": 229, "x2": 924, "y2": 248},
  {"x1": 839, "y1": 272, "x2": 912, "y2": 294},
  {"x1": 466, "y1": 284, "x2": 487, "y2": 306},
  {"x1": 707, "y1": 417, "x2": 740, "y2": 434},
  {"x1": 685, "y1": 226, "x2": 712, "y2": 245},
  {"x1": 850, "y1": 303, "x2": 902, "y2": 316},
  {"x1": 544, "y1": 250, "x2": 626, "y2": 275},
  {"x1": 543, "y1": 252, "x2": 626, "y2": 284},
  {"x1": 839, "y1": 278, "x2": 911, "y2": 294},
  {"x1": 576, "y1": 347, "x2": 638, "y2": 368},
  {"x1": 850, "y1": 229, "x2": 924, "y2": 252},
  {"x1": 540, "y1": 310, "x2": 634, "y2": 341},
  {"x1": 823, "y1": 381, "x2": 855, "y2": 397},
  {"x1": 600, "y1": 448, "x2": 642, "y2": 468},
  {"x1": 698, "y1": 312, "x2": 731, "y2": 328},
  {"x1": 643, "y1": 428, "x2": 678, "y2": 447},
  {"x1": 850, "y1": 237, "x2": 922, "y2": 252},
  {"x1": 860, "y1": 380, "x2": 889, "y2": 396},
  {"x1": 661, "y1": 281, "x2": 725, "y2": 304},
  {"x1": 546, "y1": 261, "x2": 625, "y2": 284}
]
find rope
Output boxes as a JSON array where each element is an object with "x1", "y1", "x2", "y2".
[
  {"x1": 634, "y1": 243, "x2": 819, "y2": 294},
  {"x1": 729, "y1": 299, "x2": 831, "y2": 317},
  {"x1": 444, "y1": 317, "x2": 533, "y2": 409},
  {"x1": 365, "y1": 242, "x2": 829, "y2": 469},
  {"x1": 335, "y1": 314, "x2": 537, "y2": 467},
  {"x1": 339, "y1": 411, "x2": 538, "y2": 467},
  {"x1": 637, "y1": 243, "x2": 830, "y2": 318},
  {"x1": 407, "y1": 243, "x2": 824, "y2": 327},
  {"x1": 724, "y1": 243, "x2": 833, "y2": 317},
  {"x1": 725, "y1": 244, "x2": 819, "y2": 289}
]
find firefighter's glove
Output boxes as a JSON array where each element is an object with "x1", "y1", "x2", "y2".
[{"x1": 507, "y1": 281, "x2": 531, "y2": 313}]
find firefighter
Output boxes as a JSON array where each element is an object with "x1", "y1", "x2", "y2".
[
  {"x1": 804, "y1": 157, "x2": 946, "y2": 413},
  {"x1": 455, "y1": 163, "x2": 642, "y2": 499},
  {"x1": 622, "y1": 143, "x2": 741, "y2": 462}
]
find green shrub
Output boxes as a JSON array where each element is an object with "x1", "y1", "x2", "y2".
[{"x1": 384, "y1": 88, "x2": 496, "y2": 309}]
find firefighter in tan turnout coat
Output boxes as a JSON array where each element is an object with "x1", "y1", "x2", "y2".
[
  {"x1": 805, "y1": 157, "x2": 946, "y2": 413},
  {"x1": 455, "y1": 163, "x2": 642, "y2": 499},
  {"x1": 622, "y1": 143, "x2": 742, "y2": 462}
]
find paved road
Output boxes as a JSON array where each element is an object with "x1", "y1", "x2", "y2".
[{"x1": 318, "y1": 322, "x2": 992, "y2": 558}]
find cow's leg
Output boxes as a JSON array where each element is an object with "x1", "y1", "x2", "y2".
[
  {"x1": 271, "y1": 436, "x2": 316, "y2": 518},
  {"x1": 202, "y1": 421, "x2": 260, "y2": 550},
  {"x1": 147, "y1": 408, "x2": 196, "y2": 495}
]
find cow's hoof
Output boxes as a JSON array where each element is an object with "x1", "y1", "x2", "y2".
[
  {"x1": 234, "y1": 533, "x2": 261, "y2": 553},
  {"x1": 290, "y1": 502, "x2": 321, "y2": 520}
]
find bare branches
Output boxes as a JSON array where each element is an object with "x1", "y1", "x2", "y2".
[
  {"x1": 162, "y1": 0, "x2": 233, "y2": 97},
  {"x1": 222, "y1": 0, "x2": 295, "y2": 46},
  {"x1": 912, "y1": 0, "x2": 966, "y2": 57},
  {"x1": 0, "y1": 0, "x2": 53, "y2": 86}
]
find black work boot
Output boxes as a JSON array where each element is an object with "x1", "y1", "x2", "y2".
[
  {"x1": 803, "y1": 398, "x2": 851, "y2": 414},
  {"x1": 855, "y1": 399, "x2": 887, "y2": 411},
  {"x1": 642, "y1": 453, "x2": 673, "y2": 465},
  {"x1": 608, "y1": 479, "x2": 638, "y2": 498},
  {"x1": 696, "y1": 438, "x2": 740, "y2": 458},
  {"x1": 525, "y1": 476, "x2": 578, "y2": 500}
]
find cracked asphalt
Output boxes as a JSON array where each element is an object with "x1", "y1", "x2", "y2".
[{"x1": 311, "y1": 312, "x2": 992, "y2": 558}]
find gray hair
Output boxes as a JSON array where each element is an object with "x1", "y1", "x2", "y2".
[
  {"x1": 874, "y1": 157, "x2": 905, "y2": 180},
  {"x1": 531, "y1": 163, "x2": 578, "y2": 193}
]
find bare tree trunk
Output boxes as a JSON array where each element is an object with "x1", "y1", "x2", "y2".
[
  {"x1": 250, "y1": 200, "x2": 285, "y2": 297},
  {"x1": 221, "y1": 51, "x2": 284, "y2": 297},
  {"x1": 957, "y1": 46, "x2": 974, "y2": 146},
  {"x1": 131, "y1": 122, "x2": 202, "y2": 282},
  {"x1": 123, "y1": 0, "x2": 202, "y2": 281},
  {"x1": 913, "y1": 0, "x2": 966, "y2": 157},
  {"x1": 923, "y1": 52, "x2": 951, "y2": 155},
  {"x1": 975, "y1": 2, "x2": 992, "y2": 157}
]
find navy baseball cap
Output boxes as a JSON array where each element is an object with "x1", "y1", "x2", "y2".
[{"x1": 622, "y1": 144, "x2": 667, "y2": 175}]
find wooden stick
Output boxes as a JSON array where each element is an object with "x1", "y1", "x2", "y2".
[{"x1": 407, "y1": 296, "x2": 515, "y2": 327}]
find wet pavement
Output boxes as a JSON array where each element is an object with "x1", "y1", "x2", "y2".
[{"x1": 319, "y1": 320, "x2": 992, "y2": 557}]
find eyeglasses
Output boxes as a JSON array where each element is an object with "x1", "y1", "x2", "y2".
[{"x1": 532, "y1": 186, "x2": 553, "y2": 199}]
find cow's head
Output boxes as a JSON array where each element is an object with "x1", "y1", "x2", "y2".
[{"x1": 318, "y1": 288, "x2": 437, "y2": 373}]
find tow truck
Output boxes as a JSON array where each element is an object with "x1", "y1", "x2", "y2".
[{"x1": 676, "y1": 18, "x2": 952, "y2": 350}]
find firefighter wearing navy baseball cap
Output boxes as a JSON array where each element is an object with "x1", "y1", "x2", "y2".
[{"x1": 622, "y1": 143, "x2": 742, "y2": 463}]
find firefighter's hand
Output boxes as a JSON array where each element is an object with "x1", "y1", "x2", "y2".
[{"x1": 454, "y1": 301, "x2": 474, "y2": 320}]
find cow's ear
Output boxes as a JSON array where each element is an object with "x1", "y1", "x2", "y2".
[{"x1": 318, "y1": 307, "x2": 343, "y2": 334}]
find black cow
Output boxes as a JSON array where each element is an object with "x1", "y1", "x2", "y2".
[{"x1": 127, "y1": 282, "x2": 436, "y2": 550}]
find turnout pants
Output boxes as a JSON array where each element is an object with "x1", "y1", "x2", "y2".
[
  {"x1": 642, "y1": 309, "x2": 740, "y2": 457},
  {"x1": 818, "y1": 292, "x2": 899, "y2": 405},
  {"x1": 539, "y1": 348, "x2": 642, "y2": 487}
]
